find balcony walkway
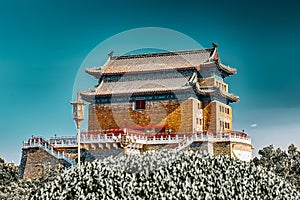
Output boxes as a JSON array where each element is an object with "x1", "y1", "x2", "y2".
[{"x1": 22, "y1": 130, "x2": 251, "y2": 157}]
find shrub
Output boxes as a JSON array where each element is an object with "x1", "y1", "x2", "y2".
[
  {"x1": 253, "y1": 144, "x2": 300, "y2": 190},
  {"x1": 31, "y1": 150, "x2": 300, "y2": 199}
]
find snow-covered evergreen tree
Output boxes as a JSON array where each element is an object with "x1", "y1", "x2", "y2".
[
  {"x1": 31, "y1": 150, "x2": 300, "y2": 199},
  {"x1": 253, "y1": 144, "x2": 300, "y2": 190}
]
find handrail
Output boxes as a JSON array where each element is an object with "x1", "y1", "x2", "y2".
[
  {"x1": 78, "y1": 130, "x2": 251, "y2": 145},
  {"x1": 49, "y1": 136, "x2": 77, "y2": 148},
  {"x1": 23, "y1": 131, "x2": 251, "y2": 156},
  {"x1": 22, "y1": 140, "x2": 75, "y2": 166}
]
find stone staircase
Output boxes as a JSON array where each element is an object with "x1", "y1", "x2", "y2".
[{"x1": 22, "y1": 137, "x2": 76, "y2": 167}]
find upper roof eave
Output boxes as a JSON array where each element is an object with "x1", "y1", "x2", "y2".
[
  {"x1": 85, "y1": 68, "x2": 102, "y2": 79},
  {"x1": 195, "y1": 85, "x2": 239, "y2": 102},
  {"x1": 85, "y1": 47, "x2": 215, "y2": 75},
  {"x1": 216, "y1": 61, "x2": 237, "y2": 75}
]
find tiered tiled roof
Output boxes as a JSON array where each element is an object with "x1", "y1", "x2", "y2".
[
  {"x1": 81, "y1": 74, "x2": 193, "y2": 102},
  {"x1": 82, "y1": 45, "x2": 238, "y2": 102},
  {"x1": 105, "y1": 49, "x2": 213, "y2": 74},
  {"x1": 81, "y1": 78, "x2": 239, "y2": 103},
  {"x1": 85, "y1": 47, "x2": 237, "y2": 78},
  {"x1": 85, "y1": 48, "x2": 215, "y2": 77},
  {"x1": 96, "y1": 77, "x2": 191, "y2": 95}
]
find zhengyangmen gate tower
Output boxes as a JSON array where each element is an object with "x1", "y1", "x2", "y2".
[{"x1": 20, "y1": 43, "x2": 253, "y2": 179}]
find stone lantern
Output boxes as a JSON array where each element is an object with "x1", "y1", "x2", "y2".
[{"x1": 70, "y1": 91, "x2": 85, "y2": 167}]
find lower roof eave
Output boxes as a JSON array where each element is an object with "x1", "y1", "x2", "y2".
[
  {"x1": 80, "y1": 87, "x2": 194, "y2": 103},
  {"x1": 80, "y1": 92, "x2": 95, "y2": 103},
  {"x1": 216, "y1": 62, "x2": 237, "y2": 75},
  {"x1": 195, "y1": 85, "x2": 239, "y2": 103},
  {"x1": 95, "y1": 88, "x2": 193, "y2": 97},
  {"x1": 219, "y1": 90, "x2": 240, "y2": 102}
]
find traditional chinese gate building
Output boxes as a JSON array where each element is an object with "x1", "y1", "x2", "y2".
[
  {"x1": 20, "y1": 44, "x2": 253, "y2": 179},
  {"x1": 80, "y1": 43, "x2": 252, "y2": 158}
]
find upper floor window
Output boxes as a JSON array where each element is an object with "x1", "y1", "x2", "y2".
[
  {"x1": 133, "y1": 99, "x2": 146, "y2": 110},
  {"x1": 218, "y1": 104, "x2": 231, "y2": 115}
]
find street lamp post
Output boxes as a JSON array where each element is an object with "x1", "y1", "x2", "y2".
[
  {"x1": 120, "y1": 128, "x2": 127, "y2": 155},
  {"x1": 70, "y1": 91, "x2": 85, "y2": 168}
]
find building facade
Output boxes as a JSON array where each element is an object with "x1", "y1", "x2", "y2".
[
  {"x1": 20, "y1": 44, "x2": 253, "y2": 179},
  {"x1": 80, "y1": 43, "x2": 252, "y2": 158}
]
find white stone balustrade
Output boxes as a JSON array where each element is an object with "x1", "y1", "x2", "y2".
[
  {"x1": 77, "y1": 131, "x2": 251, "y2": 145},
  {"x1": 23, "y1": 131, "x2": 251, "y2": 157},
  {"x1": 22, "y1": 139, "x2": 75, "y2": 166}
]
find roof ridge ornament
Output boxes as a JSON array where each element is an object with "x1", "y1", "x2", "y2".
[
  {"x1": 108, "y1": 51, "x2": 114, "y2": 59},
  {"x1": 109, "y1": 48, "x2": 211, "y2": 60},
  {"x1": 212, "y1": 42, "x2": 218, "y2": 48},
  {"x1": 209, "y1": 42, "x2": 218, "y2": 62}
]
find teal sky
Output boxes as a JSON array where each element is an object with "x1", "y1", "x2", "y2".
[{"x1": 0, "y1": 0, "x2": 300, "y2": 163}]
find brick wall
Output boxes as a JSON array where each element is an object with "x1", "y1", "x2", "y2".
[
  {"x1": 232, "y1": 143, "x2": 253, "y2": 152},
  {"x1": 200, "y1": 77, "x2": 228, "y2": 92},
  {"x1": 203, "y1": 102, "x2": 214, "y2": 132},
  {"x1": 88, "y1": 99, "x2": 196, "y2": 133},
  {"x1": 21, "y1": 148, "x2": 70, "y2": 180},
  {"x1": 215, "y1": 101, "x2": 232, "y2": 132},
  {"x1": 19, "y1": 148, "x2": 35, "y2": 179},
  {"x1": 203, "y1": 101, "x2": 232, "y2": 133},
  {"x1": 213, "y1": 142, "x2": 231, "y2": 156},
  {"x1": 189, "y1": 97, "x2": 203, "y2": 132},
  {"x1": 88, "y1": 104, "x2": 102, "y2": 130}
]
